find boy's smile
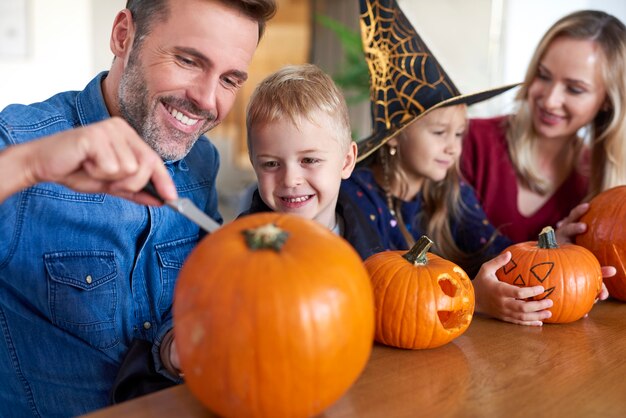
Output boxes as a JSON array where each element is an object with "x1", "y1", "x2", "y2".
[{"x1": 250, "y1": 111, "x2": 356, "y2": 230}]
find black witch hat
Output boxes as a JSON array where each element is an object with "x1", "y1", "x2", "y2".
[{"x1": 357, "y1": 0, "x2": 518, "y2": 162}]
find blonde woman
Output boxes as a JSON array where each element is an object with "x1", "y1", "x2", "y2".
[{"x1": 462, "y1": 10, "x2": 626, "y2": 243}]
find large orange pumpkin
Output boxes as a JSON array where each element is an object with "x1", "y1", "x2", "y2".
[
  {"x1": 497, "y1": 226, "x2": 602, "y2": 323},
  {"x1": 364, "y1": 236, "x2": 474, "y2": 349},
  {"x1": 173, "y1": 213, "x2": 375, "y2": 418},
  {"x1": 576, "y1": 185, "x2": 626, "y2": 301}
]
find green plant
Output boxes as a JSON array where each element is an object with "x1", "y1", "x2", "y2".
[{"x1": 316, "y1": 14, "x2": 370, "y2": 105}]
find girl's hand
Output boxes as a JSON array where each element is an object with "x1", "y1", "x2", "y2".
[{"x1": 473, "y1": 251, "x2": 553, "y2": 326}]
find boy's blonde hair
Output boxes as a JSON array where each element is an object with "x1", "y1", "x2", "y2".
[
  {"x1": 246, "y1": 63, "x2": 352, "y2": 154},
  {"x1": 508, "y1": 10, "x2": 626, "y2": 197}
]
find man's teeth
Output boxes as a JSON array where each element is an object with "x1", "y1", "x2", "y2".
[
  {"x1": 284, "y1": 196, "x2": 310, "y2": 203},
  {"x1": 167, "y1": 106, "x2": 200, "y2": 126}
]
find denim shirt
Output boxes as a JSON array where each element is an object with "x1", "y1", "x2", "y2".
[{"x1": 0, "y1": 72, "x2": 222, "y2": 417}]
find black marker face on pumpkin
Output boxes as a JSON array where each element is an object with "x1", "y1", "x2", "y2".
[{"x1": 502, "y1": 258, "x2": 556, "y2": 300}]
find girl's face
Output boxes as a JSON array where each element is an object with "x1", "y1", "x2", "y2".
[
  {"x1": 392, "y1": 105, "x2": 466, "y2": 187},
  {"x1": 528, "y1": 37, "x2": 608, "y2": 141}
]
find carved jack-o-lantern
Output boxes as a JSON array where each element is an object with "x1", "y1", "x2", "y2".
[
  {"x1": 576, "y1": 185, "x2": 626, "y2": 301},
  {"x1": 497, "y1": 226, "x2": 602, "y2": 323},
  {"x1": 364, "y1": 236, "x2": 474, "y2": 349}
]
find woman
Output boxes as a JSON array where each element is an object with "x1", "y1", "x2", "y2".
[{"x1": 462, "y1": 10, "x2": 626, "y2": 243}]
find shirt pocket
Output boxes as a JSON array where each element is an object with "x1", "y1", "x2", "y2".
[
  {"x1": 155, "y1": 236, "x2": 199, "y2": 316},
  {"x1": 44, "y1": 251, "x2": 118, "y2": 350}
]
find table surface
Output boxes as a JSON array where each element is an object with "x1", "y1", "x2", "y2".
[{"x1": 84, "y1": 299, "x2": 626, "y2": 418}]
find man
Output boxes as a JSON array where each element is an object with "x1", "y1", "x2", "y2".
[{"x1": 0, "y1": 0, "x2": 276, "y2": 416}]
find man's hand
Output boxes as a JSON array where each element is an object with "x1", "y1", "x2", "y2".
[{"x1": 2, "y1": 117, "x2": 177, "y2": 204}]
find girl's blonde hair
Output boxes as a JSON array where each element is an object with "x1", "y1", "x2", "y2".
[
  {"x1": 246, "y1": 63, "x2": 352, "y2": 154},
  {"x1": 508, "y1": 10, "x2": 626, "y2": 197},
  {"x1": 379, "y1": 123, "x2": 493, "y2": 275}
]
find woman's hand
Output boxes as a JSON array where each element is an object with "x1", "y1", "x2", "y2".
[{"x1": 555, "y1": 203, "x2": 589, "y2": 244}]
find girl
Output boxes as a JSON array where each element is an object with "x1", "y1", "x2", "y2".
[
  {"x1": 343, "y1": 104, "x2": 510, "y2": 276},
  {"x1": 346, "y1": 0, "x2": 560, "y2": 326}
]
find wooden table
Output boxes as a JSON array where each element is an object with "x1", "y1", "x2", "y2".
[{"x1": 85, "y1": 300, "x2": 626, "y2": 418}]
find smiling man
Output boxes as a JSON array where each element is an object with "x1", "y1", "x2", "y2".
[{"x1": 0, "y1": 0, "x2": 275, "y2": 416}]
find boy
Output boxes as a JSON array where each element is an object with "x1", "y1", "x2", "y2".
[{"x1": 241, "y1": 64, "x2": 382, "y2": 259}]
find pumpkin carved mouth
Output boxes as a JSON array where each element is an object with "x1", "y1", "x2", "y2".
[{"x1": 437, "y1": 277, "x2": 472, "y2": 331}]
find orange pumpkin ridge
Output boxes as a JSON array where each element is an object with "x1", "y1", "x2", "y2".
[
  {"x1": 364, "y1": 235, "x2": 475, "y2": 350},
  {"x1": 576, "y1": 186, "x2": 626, "y2": 301},
  {"x1": 497, "y1": 226, "x2": 603, "y2": 323},
  {"x1": 174, "y1": 213, "x2": 375, "y2": 418}
]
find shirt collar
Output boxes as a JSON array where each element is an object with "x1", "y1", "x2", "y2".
[{"x1": 76, "y1": 71, "x2": 112, "y2": 126}]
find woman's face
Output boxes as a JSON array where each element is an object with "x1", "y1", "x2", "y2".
[{"x1": 528, "y1": 37, "x2": 608, "y2": 141}]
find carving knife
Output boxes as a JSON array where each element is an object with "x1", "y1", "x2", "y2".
[{"x1": 142, "y1": 181, "x2": 221, "y2": 233}]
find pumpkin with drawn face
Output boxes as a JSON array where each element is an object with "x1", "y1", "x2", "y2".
[
  {"x1": 497, "y1": 226, "x2": 602, "y2": 323},
  {"x1": 364, "y1": 236, "x2": 474, "y2": 349}
]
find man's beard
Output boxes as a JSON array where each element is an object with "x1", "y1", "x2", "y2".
[{"x1": 118, "y1": 48, "x2": 217, "y2": 161}]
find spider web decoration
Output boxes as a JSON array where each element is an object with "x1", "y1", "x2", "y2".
[{"x1": 359, "y1": 0, "x2": 459, "y2": 133}]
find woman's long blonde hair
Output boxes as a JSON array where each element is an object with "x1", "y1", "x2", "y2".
[{"x1": 507, "y1": 10, "x2": 626, "y2": 197}]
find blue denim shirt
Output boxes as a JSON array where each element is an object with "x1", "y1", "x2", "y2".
[{"x1": 0, "y1": 72, "x2": 222, "y2": 417}]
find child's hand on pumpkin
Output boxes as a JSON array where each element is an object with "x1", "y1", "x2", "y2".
[
  {"x1": 473, "y1": 251, "x2": 553, "y2": 326},
  {"x1": 555, "y1": 203, "x2": 589, "y2": 244}
]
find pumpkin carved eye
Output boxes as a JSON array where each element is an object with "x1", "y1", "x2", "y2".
[
  {"x1": 437, "y1": 273, "x2": 473, "y2": 331},
  {"x1": 365, "y1": 236, "x2": 475, "y2": 349},
  {"x1": 504, "y1": 259, "x2": 556, "y2": 300}
]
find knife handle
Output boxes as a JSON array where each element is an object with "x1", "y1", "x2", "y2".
[{"x1": 142, "y1": 180, "x2": 165, "y2": 204}]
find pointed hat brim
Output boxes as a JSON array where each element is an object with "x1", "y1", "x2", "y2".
[
  {"x1": 356, "y1": 0, "x2": 519, "y2": 162},
  {"x1": 356, "y1": 83, "x2": 519, "y2": 162}
]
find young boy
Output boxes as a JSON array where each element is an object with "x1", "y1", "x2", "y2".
[{"x1": 241, "y1": 63, "x2": 382, "y2": 259}]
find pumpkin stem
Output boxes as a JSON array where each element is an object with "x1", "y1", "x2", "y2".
[
  {"x1": 242, "y1": 223, "x2": 289, "y2": 252},
  {"x1": 402, "y1": 235, "x2": 433, "y2": 265},
  {"x1": 538, "y1": 226, "x2": 559, "y2": 249}
]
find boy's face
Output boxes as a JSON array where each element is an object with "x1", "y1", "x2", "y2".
[{"x1": 250, "y1": 112, "x2": 357, "y2": 230}]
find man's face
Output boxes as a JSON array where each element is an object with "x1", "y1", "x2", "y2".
[{"x1": 118, "y1": 0, "x2": 259, "y2": 161}]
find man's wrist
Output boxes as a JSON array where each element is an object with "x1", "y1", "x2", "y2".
[{"x1": 159, "y1": 329, "x2": 184, "y2": 378}]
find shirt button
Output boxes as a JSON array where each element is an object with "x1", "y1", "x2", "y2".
[
  {"x1": 143, "y1": 321, "x2": 152, "y2": 330},
  {"x1": 85, "y1": 275, "x2": 93, "y2": 284}
]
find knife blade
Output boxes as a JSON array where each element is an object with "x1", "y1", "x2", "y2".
[{"x1": 142, "y1": 181, "x2": 221, "y2": 233}]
